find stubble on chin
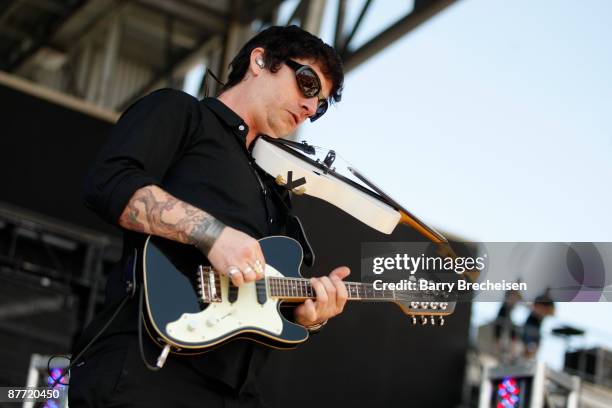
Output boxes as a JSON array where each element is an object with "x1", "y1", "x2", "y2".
[{"x1": 265, "y1": 115, "x2": 293, "y2": 138}]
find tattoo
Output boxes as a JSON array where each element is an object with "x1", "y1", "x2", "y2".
[{"x1": 119, "y1": 185, "x2": 225, "y2": 253}]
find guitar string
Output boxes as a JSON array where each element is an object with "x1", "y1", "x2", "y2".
[{"x1": 202, "y1": 275, "x2": 446, "y2": 301}]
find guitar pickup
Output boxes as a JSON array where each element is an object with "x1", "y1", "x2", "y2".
[
  {"x1": 228, "y1": 282, "x2": 238, "y2": 304},
  {"x1": 256, "y1": 280, "x2": 267, "y2": 305}
]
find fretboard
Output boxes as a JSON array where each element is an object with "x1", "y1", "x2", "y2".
[{"x1": 267, "y1": 277, "x2": 396, "y2": 301}]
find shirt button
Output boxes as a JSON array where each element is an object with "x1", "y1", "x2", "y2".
[
  {"x1": 269, "y1": 218, "x2": 274, "y2": 223},
  {"x1": 238, "y1": 125, "x2": 245, "y2": 131}
]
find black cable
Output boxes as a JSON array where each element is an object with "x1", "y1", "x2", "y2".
[
  {"x1": 47, "y1": 355, "x2": 70, "y2": 386},
  {"x1": 48, "y1": 293, "x2": 131, "y2": 388},
  {"x1": 203, "y1": 68, "x2": 225, "y2": 98},
  {"x1": 138, "y1": 285, "x2": 161, "y2": 371}
]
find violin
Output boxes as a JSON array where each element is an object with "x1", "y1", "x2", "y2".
[{"x1": 251, "y1": 135, "x2": 448, "y2": 243}]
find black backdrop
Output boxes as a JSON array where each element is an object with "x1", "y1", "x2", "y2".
[{"x1": 0, "y1": 85, "x2": 470, "y2": 408}]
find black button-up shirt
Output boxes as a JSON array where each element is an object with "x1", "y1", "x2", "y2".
[{"x1": 82, "y1": 88, "x2": 291, "y2": 391}]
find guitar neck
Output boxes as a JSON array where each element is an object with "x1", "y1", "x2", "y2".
[{"x1": 268, "y1": 277, "x2": 396, "y2": 302}]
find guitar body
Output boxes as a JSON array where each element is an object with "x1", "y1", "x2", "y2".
[{"x1": 141, "y1": 235, "x2": 309, "y2": 354}]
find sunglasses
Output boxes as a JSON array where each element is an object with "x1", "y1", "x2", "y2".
[{"x1": 284, "y1": 59, "x2": 328, "y2": 122}]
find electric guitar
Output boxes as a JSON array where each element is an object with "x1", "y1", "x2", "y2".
[{"x1": 140, "y1": 235, "x2": 456, "y2": 359}]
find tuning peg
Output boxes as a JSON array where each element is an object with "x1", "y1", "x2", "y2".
[
  {"x1": 430, "y1": 302, "x2": 438, "y2": 310},
  {"x1": 410, "y1": 302, "x2": 419, "y2": 309},
  {"x1": 420, "y1": 316, "x2": 428, "y2": 326},
  {"x1": 420, "y1": 302, "x2": 429, "y2": 309},
  {"x1": 411, "y1": 316, "x2": 417, "y2": 325},
  {"x1": 440, "y1": 302, "x2": 448, "y2": 310},
  {"x1": 438, "y1": 316, "x2": 445, "y2": 326},
  {"x1": 430, "y1": 316, "x2": 436, "y2": 325}
]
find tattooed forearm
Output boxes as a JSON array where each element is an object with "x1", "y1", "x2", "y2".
[{"x1": 118, "y1": 185, "x2": 226, "y2": 254}]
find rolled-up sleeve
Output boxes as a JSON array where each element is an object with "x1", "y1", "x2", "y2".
[{"x1": 83, "y1": 88, "x2": 201, "y2": 225}]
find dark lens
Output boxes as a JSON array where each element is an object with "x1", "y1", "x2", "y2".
[
  {"x1": 309, "y1": 99, "x2": 328, "y2": 122},
  {"x1": 295, "y1": 67, "x2": 320, "y2": 97}
]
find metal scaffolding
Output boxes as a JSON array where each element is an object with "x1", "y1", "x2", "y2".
[{"x1": 0, "y1": 0, "x2": 458, "y2": 112}]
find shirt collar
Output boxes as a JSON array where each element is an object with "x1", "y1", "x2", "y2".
[{"x1": 201, "y1": 97, "x2": 249, "y2": 141}]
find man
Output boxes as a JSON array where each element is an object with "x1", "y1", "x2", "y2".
[
  {"x1": 69, "y1": 25, "x2": 347, "y2": 407},
  {"x1": 522, "y1": 290, "x2": 555, "y2": 359}
]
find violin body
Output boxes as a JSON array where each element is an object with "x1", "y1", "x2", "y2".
[{"x1": 252, "y1": 137, "x2": 401, "y2": 234}]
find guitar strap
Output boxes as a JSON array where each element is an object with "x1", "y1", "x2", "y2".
[{"x1": 265, "y1": 175, "x2": 316, "y2": 267}]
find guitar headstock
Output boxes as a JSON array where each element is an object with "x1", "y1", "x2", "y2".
[{"x1": 393, "y1": 279, "x2": 456, "y2": 326}]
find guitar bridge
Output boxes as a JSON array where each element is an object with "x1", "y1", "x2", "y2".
[{"x1": 197, "y1": 265, "x2": 222, "y2": 303}]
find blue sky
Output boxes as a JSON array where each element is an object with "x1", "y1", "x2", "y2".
[{"x1": 294, "y1": 0, "x2": 612, "y2": 369}]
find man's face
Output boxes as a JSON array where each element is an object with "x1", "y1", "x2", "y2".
[{"x1": 254, "y1": 58, "x2": 332, "y2": 138}]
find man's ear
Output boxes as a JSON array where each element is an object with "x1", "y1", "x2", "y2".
[{"x1": 249, "y1": 47, "x2": 266, "y2": 76}]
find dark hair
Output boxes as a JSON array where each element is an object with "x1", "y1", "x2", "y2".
[{"x1": 222, "y1": 25, "x2": 344, "y2": 104}]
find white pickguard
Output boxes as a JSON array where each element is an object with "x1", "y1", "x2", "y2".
[{"x1": 165, "y1": 264, "x2": 284, "y2": 344}]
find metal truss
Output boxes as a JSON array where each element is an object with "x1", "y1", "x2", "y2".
[{"x1": 0, "y1": 0, "x2": 458, "y2": 112}]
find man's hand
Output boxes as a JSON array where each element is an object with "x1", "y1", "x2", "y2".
[
  {"x1": 294, "y1": 266, "x2": 350, "y2": 327},
  {"x1": 207, "y1": 226, "x2": 266, "y2": 287}
]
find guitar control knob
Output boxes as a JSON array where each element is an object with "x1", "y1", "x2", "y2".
[
  {"x1": 420, "y1": 316, "x2": 428, "y2": 326},
  {"x1": 411, "y1": 316, "x2": 417, "y2": 325},
  {"x1": 438, "y1": 316, "x2": 445, "y2": 326},
  {"x1": 187, "y1": 320, "x2": 198, "y2": 332},
  {"x1": 206, "y1": 316, "x2": 220, "y2": 327}
]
